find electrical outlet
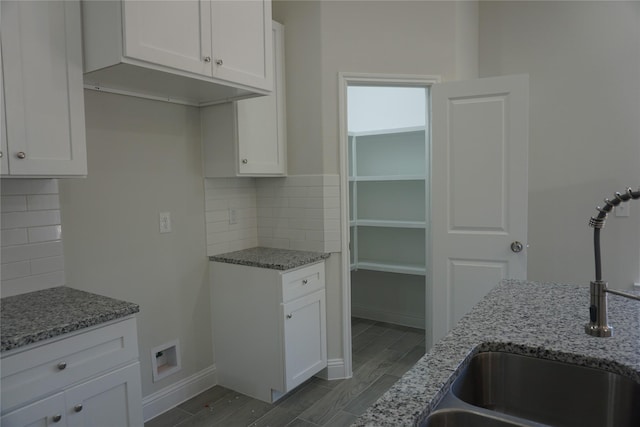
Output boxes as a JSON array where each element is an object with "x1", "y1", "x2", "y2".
[
  {"x1": 159, "y1": 212, "x2": 172, "y2": 233},
  {"x1": 229, "y1": 208, "x2": 238, "y2": 225},
  {"x1": 615, "y1": 203, "x2": 630, "y2": 217}
]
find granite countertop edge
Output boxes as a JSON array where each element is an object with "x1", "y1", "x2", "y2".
[
  {"x1": 1, "y1": 287, "x2": 140, "y2": 353},
  {"x1": 209, "y1": 246, "x2": 330, "y2": 271},
  {"x1": 352, "y1": 279, "x2": 640, "y2": 426}
]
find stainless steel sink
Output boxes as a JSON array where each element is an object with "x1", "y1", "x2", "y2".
[
  {"x1": 424, "y1": 408, "x2": 529, "y2": 427},
  {"x1": 450, "y1": 351, "x2": 640, "y2": 427}
]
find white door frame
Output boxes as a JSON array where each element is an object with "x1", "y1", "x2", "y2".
[{"x1": 338, "y1": 73, "x2": 440, "y2": 378}]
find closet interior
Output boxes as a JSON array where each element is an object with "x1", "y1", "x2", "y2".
[{"x1": 348, "y1": 86, "x2": 428, "y2": 329}]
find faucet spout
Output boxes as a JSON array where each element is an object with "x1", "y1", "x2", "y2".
[{"x1": 585, "y1": 186, "x2": 640, "y2": 337}]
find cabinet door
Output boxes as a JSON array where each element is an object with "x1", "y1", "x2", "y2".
[
  {"x1": 122, "y1": 0, "x2": 213, "y2": 76},
  {"x1": 282, "y1": 290, "x2": 327, "y2": 391},
  {"x1": 210, "y1": 0, "x2": 273, "y2": 91},
  {"x1": 237, "y1": 22, "x2": 285, "y2": 175},
  {"x1": 65, "y1": 363, "x2": 143, "y2": 427},
  {"x1": 1, "y1": 0, "x2": 87, "y2": 176},
  {"x1": 1, "y1": 392, "x2": 66, "y2": 427}
]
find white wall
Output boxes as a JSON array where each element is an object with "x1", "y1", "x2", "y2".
[
  {"x1": 347, "y1": 87, "x2": 426, "y2": 133},
  {"x1": 479, "y1": 1, "x2": 640, "y2": 289},
  {"x1": 59, "y1": 90, "x2": 212, "y2": 397}
]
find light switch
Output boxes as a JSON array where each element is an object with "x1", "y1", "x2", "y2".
[{"x1": 159, "y1": 212, "x2": 172, "y2": 233}]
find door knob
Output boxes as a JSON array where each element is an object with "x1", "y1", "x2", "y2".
[{"x1": 511, "y1": 241, "x2": 524, "y2": 253}]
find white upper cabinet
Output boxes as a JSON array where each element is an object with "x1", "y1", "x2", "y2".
[
  {"x1": 210, "y1": 0, "x2": 272, "y2": 90},
  {"x1": 1, "y1": 0, "x2": 87, "y2": 177},
  {"x1": 202, "y1": 21, "x2": 285, "y2": 177},
  {"x1": 122, "y1": 0, "x2": 213, "y2": 77},
  {"x1": 82, "y1": 0, "x2": 273, "y2": 105}
]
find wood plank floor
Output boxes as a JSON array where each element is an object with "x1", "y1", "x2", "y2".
[{"x1": 145, "y1": 318, "x2": 425, "y2": 427}]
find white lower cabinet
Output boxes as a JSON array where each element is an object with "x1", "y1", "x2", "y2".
[
  {"x1": 1, "y1": 317, "x2": 143, "y2": 427},
  {"x1": 210, "y1": 261, "x2": 327, "y2": 403},
  {"x1": 1, "y1": 393, "x2": 66, "y2": 427},
  {"x1": 282, "y1": 290, "x2": 327, "y2": 392}
]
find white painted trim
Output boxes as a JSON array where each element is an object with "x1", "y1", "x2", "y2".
[
  {"x1": 314, "y1": 358, "x2": 347, "y2": 380},
  {"x1": 352, "y1": 305, "x2": 425, "y2": 330},
  {"x1": 338, "y1": 72, "x2": 441, "y2": 375},
  {"x1": 142, "y1": 364, "x2": 217, "y2": 422},
  {"x1": 338, "y1": 74, "x2": 353, "y2": 380}
]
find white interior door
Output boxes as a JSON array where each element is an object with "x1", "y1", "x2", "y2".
[{"x1": 431, "y1": 74, "x2": 529, "y2": 345}]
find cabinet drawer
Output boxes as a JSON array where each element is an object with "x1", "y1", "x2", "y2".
[
  {"x1": 1, "y1": 317, "x2": 138, "y2": 413},
  {"x1": 282, "y1": 262, "x2": 325, "y2": 302}
]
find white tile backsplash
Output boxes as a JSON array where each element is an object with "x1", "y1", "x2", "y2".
[
  {"x1": 256, "y1": 174, "x2": 341, "y2": 252},
  {"x1": 204, "y1": 178, "x2": 259, "y2": 256},
  {"x1": 1, "y1": 179, "x2": 65, "y2": 297},
  {"x1": 204, "y1": 174, "x2": 342, "y2": 256}
]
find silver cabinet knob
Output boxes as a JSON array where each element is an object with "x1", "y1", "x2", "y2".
[
  {"x1": 0, "y1": 151, "x2": 3, "y2": 158},
  {"x1": 16, "y1": 151, "x2": 26, "y2": 159},
  {"x1": 510, "y1": 241, "x2": 524, "y2": 253},
  {"x1": 286, "y1": 314, "x2": 292, "y2": 319},
  {"x1": 203, "y1": 56, "x2": 211, "y2": 63},
  {"x1": 57, "y1": 361, "x2": 67, "y2": 370},
  {"x1": 215, "y1": 59, "x2": 223, "y2": 66},
  {"x1": 74, "y1": 404, "x2": 83, "y2": 413},
  {"x1": 52, "y1": 414, "x2": 62, "y2": 423},
  {"x1": 241, "y1": 159, "x2": 248, "y2": 164}
]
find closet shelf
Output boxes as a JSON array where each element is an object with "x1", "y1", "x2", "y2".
[
  {"x1": 350, "y1": 219, "x2": 425, "y2": 229},
  {"x1": 352, "y1": 260, "x2": 426, "y2": 276},
  {"x1": 349, "y1": 175, "x2": 426, "y2": 182},
  {"x1": 348, "y1": 125, "x2": 425, "y2": 137}
]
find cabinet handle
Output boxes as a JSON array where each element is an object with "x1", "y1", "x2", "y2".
[
  {"x1": 215, "y1": 59, "x2": 224, "y2": 66},
  {"x1": 0, "y1": 151, "x2": 3, "y2": 158},
  {"x1": 302, "y1": 279, "x2": 308, "y2": 285},
  {"x1": 16, "y1": 151, "x2": 26, "y2": 159},
  {"x1": 286, "y1": 314, "x2": 292, "y2": 319},
  {"x1": 203, "y1": 56, "x2": 211, "y2": 63},
  {"x1": 57, "y1": 361, "x2": 67, "y2": 370},
  {"x1": 241, "y1": 159, "x2": 248, "y2": 164},
  {"x1": 52, "y1": 414, "x2": 62, "y2": 423},
  {"x1": 74, "y1": 404, "x2": 83, "y2": 413}
]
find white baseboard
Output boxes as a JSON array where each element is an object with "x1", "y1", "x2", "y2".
[
  {"x1": 315, "y1": 358, "x2": 349, "y2": 380},
  {"x1": 352, "y1": 304, "x2": 425, "y2": 329},
  {"x1": 142, "y1": 364, "x2": 217, "y2": 422}
]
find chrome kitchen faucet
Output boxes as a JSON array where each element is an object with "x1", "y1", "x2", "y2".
[{"x1": 585, "y1": 187, "x2": 640, "y2": 337}]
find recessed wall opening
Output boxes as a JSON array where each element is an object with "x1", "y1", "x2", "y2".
[
  {"x1": 348, "y1": 85, "x2": 428, "y2": 328},
  {"x1": 344, "y1": 83, "x2": 431, "y2": 373}
]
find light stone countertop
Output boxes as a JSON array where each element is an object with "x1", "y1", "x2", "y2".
[
  {"x1": 1, "y1": 286, "x2": 140, "y2": 353},
  {"x1": 352, "y1": 279, "x2": 640, "y2": 426},
  {"x1": 209, "y1": 246, "x2": 330, "y2": 270}
]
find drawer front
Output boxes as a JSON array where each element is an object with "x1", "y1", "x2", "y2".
[
  {"x1": 282, "y1": 262, "x2": 325, "y2": 302},
  {"x1": 1, "y1": 317, "x2": 138, "y2": 413}
]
